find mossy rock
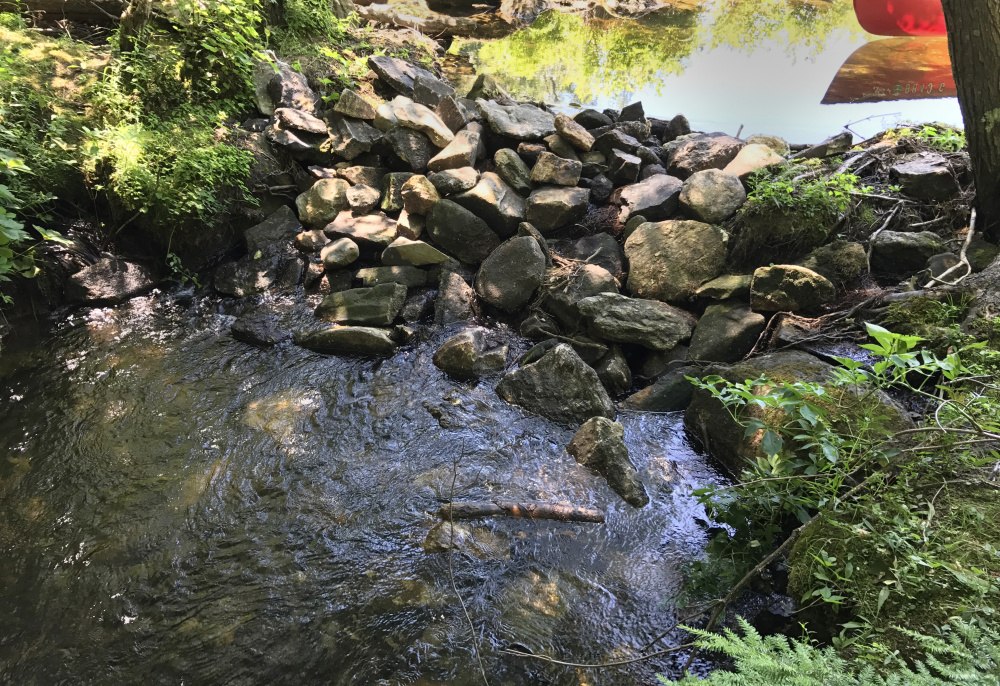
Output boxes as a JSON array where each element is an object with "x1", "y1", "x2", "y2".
[
  {"x1": 684, "y1": 351, "x2": 912, "y2": 476},
  {"x1": 787, "y1": 473, "x2": 1000, "y2": 654},
  {"x1": 729, "y1": 203, "x2": 839, "y2": 269}
]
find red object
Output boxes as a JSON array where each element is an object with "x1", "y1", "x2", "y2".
[
  {"x1": 854, "y1": 0, "x2": 947, "y2": 36},
  {"x1": 823, "y1": 37, "x2": 955, "y2": 104}
]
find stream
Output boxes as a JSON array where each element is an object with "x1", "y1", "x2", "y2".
[{"x1": 0, "y1": 289, "x2": 727, "y2": 684}]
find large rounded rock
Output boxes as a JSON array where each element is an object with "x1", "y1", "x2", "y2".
[
  {"x1": 870, "y1": 230, "x2": 944, "y2": 274},
  {"x1": 577, "y1": 293, "x2": 695, "y2": 351},
  {"x1": 798, "y1": 240, "x2": 867, "y2": 287},
  {"x1": 526, "y1": 187, "x2": 590, "y2": 234},
  {"x1": 567, "y1": 417, "x2": 649, "y2": 508},
  {"x1": 667, "y1": 134, "x2": 744, "y2": 179},
  {"x1": 320, "y1": 237, "x2": 360, "y2": 270},
  {"x1": 66, "y1": 258, "x2": 155, "y2": 304},
  {"x1": 618, "y1": 174, "x2": 683, "y2": 223},
  {"x1": 426, "y1": 200, "x2": 501, "y2": 265},
  {"x1": 624, "y1": 220, "x2": 729, "y2": 302},
  {"x1": 750, "y1": 265, "x2": 836, "y2": 312},
  {"x1": 433, "y1": 328, "x2": 508, "y2": 380},
  {"x1": 296, "y1": 178, "x2": 350, "y2": 226},
  {"x1": 474, "y1": 236, "x2": 547, "y2": 312},
  {"x1": 296, "y1": 326, "x2": 397, "y2": 356},
  {"x1": 688, "y1": 300, "x2": 765, "y2": 362},
  {"x1": 496, "y1": 343, "x2": 615, "y2": 426},
  {"x1": 401, "y1": 175, "x2": 441, "y2": 215},
  {"x1": 890, "y1": 152, "x2": 959, "y2": 202},
  {"x1": 679, "y1": 169, "x2": 747, "y2": 224}
]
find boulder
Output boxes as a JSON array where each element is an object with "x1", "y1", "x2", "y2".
[
  {"x1": 476, "y1": 99, "x2": 556, "y2": 140},
  {"x1": 870, "y1": 231, "x2": 944, "y2": 274},
  {"x1": 413, "y1": 73, "x2": 456, "y2": 108},
  {"x1": 66, "y1": 258, "x2": 155, "y2": 304},
  {"x1": 384, "y1": 126, "x2": 435, "y2": 172},
  {"x1": 594, "y1": 345, "x2": 632, "y2": 397},
  {"x1": 531, "y1": 152, "x2": 582, "y2": 186},
  {"x1": 427, "y1": 129, "x2": 480, "y2": 171},
  {"x1": 320, "y1": 237, "x2": 360, "y2": 270},
  {"x1": 381, "y1": 172, "x2": 416, "y2": 212},
  {"x1": 578, "y1": 292, "x2": 694, "y2": 351},
  {"x1": 890, "y1": 152, "x2": 960, "y2": 202},
  {"x1": 429, "y1": 167, "x2": 479, "y2": 195},
  {"x1": 589, "y1": 175, "x2": 614, "y2": 204},
  {"x1": 231, "y1": 311, "x2": 290, "y2": 347},
  {"x1": 538, "y1": 264, "x2": 618, "y2": 330},
  {"x1": 453, "y1": 172, "x2": 526, "y2": 239},
  {"x1": 296, "y1": 178, "x2": 350, "y2": 226},
  {"x1": 574, "y1": 109, "x2": 613, "y2": 129},
  {"x1": 517, "y1": 142, "x2": 547, "y2": 166},
  {"x1": 355, "y1": 266, "x2": 428, "y2": 288},
  {"x1": 623, "y1": 365, "x2": 698, "y2": 412},
  {"x1": 382, "y1": 237, "x2": 449, "y2": 266},
  {"x1": 624, "y1": 220, "x2": 728, "y2": 302},
  {"x1": 798, "y1": 241, "x2": 867, "y2": 286},
  {"x1": 346, "y1": 184, "x2": 382, "y2": 214},
  {"x1": 325, "y1": 211, "x2": 398, "y2": 248},
  {"x1": 567, "y1": 417, "x2": 648, "y2": 508},
  {"x1": 668, "y1": 134, "x2": 744, "y2": 179},
  {"x1": 314, "y1": 283, "x2": 408, "y2": 325},
  {"x1": 542, "y1": 134, "x2": 580, "y2": 162},
  {"x1": 608, "y1": 149, "x2": 641, "y2": 184},
  {"x1": 554, "y1": 113, "x2": 595, "y2": 151},
  {"x1": 593, "y1": 130, "x2": 640, "y2": 158},
  {"x1": 619, "y1": 101, "x2": 645, "y2": 122},
  {"x1": 295, "y1": 229, "x2": 330, "y2": 253},
  {"x1": 367, "y1": 55, "x2": 437, "y2": 97},
  {"x1": 433, "y1": 328, "x2": 508, "y2": 380},
  {"x1": 746, "y1": 134, "x2": 790, "y2": 156},
  {"x1": 274, "y1": 107, "x2": 327, "y2": 135},
  {"x1": 400, "y1": 175, "x2": 441, "y2": 215},
  {"x1": 426, "y1": 200, "x2": 501, "y2": 265},
  {"x1": 296, "y1": 325, "x2": 397, "y2": 356},
  {"x1": 526, "y1": 187, "x2": 590, "y2": 234},
  {"x1": 338, "y1": 166, "x2": 389, "y2": 188},
  {"x1": 688, "y1": 301, "x2": 765, "y2": 362},
  {"x1": 324, "y1": 114, "x2": 382, "y2": 160},
  {"x1": 618, "y1": 174, "x2": 683, "y2": 223},
  {"x1": 435, "y1": 270, "x2": 478, "y2": 324},
  {"x1": 496, "y1": 343, "x2": 615, "y2": 426},
  {"x1": 436, "y1": 95, "x2": 471, "y2": 133},
  {"x1": 244, "y1": 205, "x2": 301, "y2": 255},
  {"x1": 397, "y1": 210, "x2": 425, "y2": 240},
  {"x1": 268, "y1": 66, "x2": 319, "y2": 113},
  {"x1": 750, "y1": 265, "x2": 836, "y2": 312},
  {"x1": 494, "y1": 148, "x2": 535, "y2": 196},
  {"x1": 679, "y1": 169, "x2": 747, "y2": 224},
  {"x1": 333, "y1": 89, "x2": 376, "y2": 119},
  {"x1": 474, "y1": 236, "x2": 547, "y2": 312},
  {"x1": 517, "y1": 221, "x2": 552, "y2": 266},
  {"x1": 214, "y1": 254, "x2": 281, "y2": 297},
  {"x1": 695, "y1": 274, "x2": 753, "y2": 300},
  {"x1": 969, "y1": 237, "x2": 1000, "y2": 272},
  {"x1": 723, "y1": 143, "x2": 785, "y2": 180}
]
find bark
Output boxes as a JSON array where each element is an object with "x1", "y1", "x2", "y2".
[
  {"x1": 118, "y1": 0, "x2": 151, "y2": 54},
  {"x1": 941, "y1": 0, "x2": 1000, "y2": 240},
  {"x1": 438, "y1": 501, "x2": 606, "y2": 523},
  {"x1": 0, "y1": 0, "x2": 125, "y2": 22}
]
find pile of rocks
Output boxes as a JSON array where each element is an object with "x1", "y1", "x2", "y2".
[{"x1": 210, "y1": 57, "x2": 984, "y2": 507}]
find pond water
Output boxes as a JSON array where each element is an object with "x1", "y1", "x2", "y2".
[
  {"x1": 449, "y1": 0, "x2": 963, "y2": 143},
  {"x1": 0, "y1": 290, "x2": 728, "y2": 684}
]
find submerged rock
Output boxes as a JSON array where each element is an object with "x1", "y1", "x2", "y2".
[
  {"x1": 433, "y1": 328, "x2": 508, "y2": 379},
  {"x1": 296, "y1": 326, "x2": 398, "y2": 356},
  {"x1": 567, "y1": 417, "x2": 649, "y2": 508},
  {"x1": 67, "y1": 258, "x2": 155, "y2": 304},
  {"x1": 231, "y1": 311, "x2": 291, "y2": 347},
  {"x1": 496, "y1": 343, "x2": 615, "y2": 426}
]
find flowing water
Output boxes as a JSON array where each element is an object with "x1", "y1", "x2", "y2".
[
  {"x1": 0, "y1": 290, "x2": 727, "y2": 684},
  {"x1": 449, "y1": 0, "x2": 963, "y2": 142}
]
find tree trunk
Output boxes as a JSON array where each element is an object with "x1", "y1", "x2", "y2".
[
  {"x1": 941, "y1": 0, "x2": 1000, "y2": 240},
  {"x1": 118, "y1": 0, "x2": 151, "y2": 54},
  {"x1": 330, "y1": 0, "x2": 354, "y2": 19}
]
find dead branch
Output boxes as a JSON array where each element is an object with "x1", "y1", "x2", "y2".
[{"x1": 439, "y1": 501, "x2": 606, "y2": 523}]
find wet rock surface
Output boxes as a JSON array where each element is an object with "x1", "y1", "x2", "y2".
[{"x1": 567, "y1": 417, "x2": 649, "y2": 508}]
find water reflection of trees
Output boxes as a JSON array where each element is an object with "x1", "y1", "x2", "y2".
[{"x1": 455, "y1": 0, "x2": 863, "y2": 106}]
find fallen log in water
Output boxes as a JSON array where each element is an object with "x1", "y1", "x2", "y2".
[{"x1": 439, "y1": 501, "x2": 606, "y2": 523}]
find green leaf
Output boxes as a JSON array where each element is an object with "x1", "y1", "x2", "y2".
[
  {"x1": 876, "y1": 586, "x2": 890, "y2": 614},
  {"x1": 761, "y1": 430, "x2": 783, "y2": 457}
]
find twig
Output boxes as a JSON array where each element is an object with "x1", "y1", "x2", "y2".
[
  {"x1": 923, "y1": 209, "x2": 976, "y2": 288},
  {"x1": 448, "y1": 443, "x2": 489, "y2": 686},
  {"x1": 866, "y1": 204, "x2": 902, "y2": 272}
]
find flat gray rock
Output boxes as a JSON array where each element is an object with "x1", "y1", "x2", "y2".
[
  {"x1": 578, "y1": 292, "x2": 695, "y2": 351},
  {"x1": 67, "y1": 258, "x2": 155, "y2": 304},
  {"x1": 476, "y1": 99, "x2": 556, "y2": 141}
]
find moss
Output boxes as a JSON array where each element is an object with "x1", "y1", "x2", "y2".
[
  {"x1": 788, "y1": 474, "x2": 1000, "y2": 655},
  {"x1": 730, "y1": 203, "x2": 839, "y2": 269}
]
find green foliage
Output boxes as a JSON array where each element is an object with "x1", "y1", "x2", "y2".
[
  {"x1": 279, "y1": 0, "x2": 352, "y2": 43},
  {"x1": 166, "y1": 251, "x2": 201, "y2": 288},
  {"x1": 684, "y1": 325, "x2": 998, "y2": 624},
  {"x1": 658, "y1": 617, "x2": 1000, "y2": 685},
  {"x1": 886, "y1": 124, "x2": 966, "y2": 153},
  {"x1": 744, "y1": 162, "x2": 868, "y2": 221},
  {"x1": 0, "y1": 12, "x2": 24, "y2": 30}
]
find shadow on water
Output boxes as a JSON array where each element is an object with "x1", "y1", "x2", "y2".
[
  {"x1": 447, "y1": 0, "x2": 962, "y2": 141},
  {"x1": 0, "y1": 291, "x2": 727, "y2": 684}
]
